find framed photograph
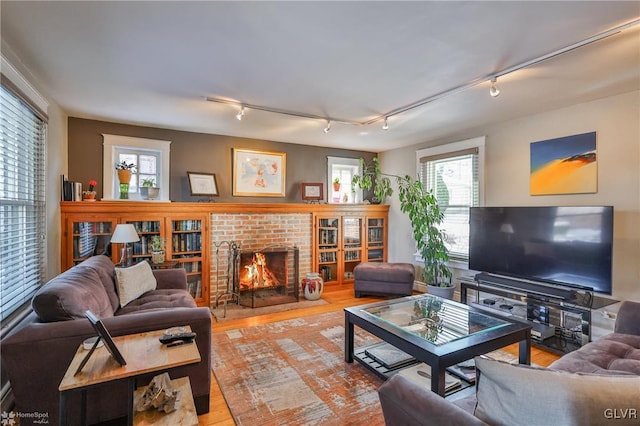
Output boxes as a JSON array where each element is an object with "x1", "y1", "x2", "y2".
[
  {"x1": 187, "y1": 172, "x2": 219, "y2": 196},
  {"x1": 75, "y1": 310, "x2": 127, "y2": 375},
  {"x1": 233, "y1": 148, "x2": 286, "y2": 197},
  {"x1": 301, "y1": 182, "x2": 323, "y2": 201}
]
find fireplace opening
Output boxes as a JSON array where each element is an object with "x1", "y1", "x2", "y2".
[{"x1": 234, "y1": 246, "x2": 299, "y2": 308}]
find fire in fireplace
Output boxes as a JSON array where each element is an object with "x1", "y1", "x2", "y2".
[{"x1": 234, "y1": 246, "x2": 299, "y2": 308}]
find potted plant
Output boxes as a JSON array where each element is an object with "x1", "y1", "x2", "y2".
[
  {"x1": 333, "y1": 177, "x2": 341, "y2": 192},
  {"x1": 150, "y1": 235, "x2": 166, "y2": 264},
  {"x1": 353, "y1": 158, "x2": 454, "y2": 298},
  {"x1": 82, "y1": 179, "x2": 98, "y2": 201},
  {"x1": 115, "y1": 161, "x2": 136, "y2": 199},
  {"x1": 140, "y1": 178, "x2": 159, "y2": 200}
]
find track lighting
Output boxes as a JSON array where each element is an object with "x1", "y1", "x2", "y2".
[
  {"x1": 236, "y1": 106, "x2": 245, "y2": 121},
  {"x1": 323, "y1": 120, "x2": 331, "y2": 134},
  {"x1": 489, "y1": 78, "x2": 500, "y2": 97},
  {"x1": 382, "y1": 117, "x2": 389, "y2": 130}
]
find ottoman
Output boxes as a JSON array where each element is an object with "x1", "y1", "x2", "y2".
[{"x1": 354, "y1": 262, "x2": 415, "y2": 297}]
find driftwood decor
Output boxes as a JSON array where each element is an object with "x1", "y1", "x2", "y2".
[{"x1": 135, "y1": 373, "x2": 180, "y2": 413}]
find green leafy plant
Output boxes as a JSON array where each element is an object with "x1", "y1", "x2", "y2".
[
  {"x1": 333, "y1": 177, "x2": 340, "y2": 185},
  {"x1": 141, "y1": 178, "x2": 155, "y2": 187},
  {"x1": 353, "y1": 157, "x2": 452, "y2": 287},
  {"x1": 150, "y1": 235, "x2": 165, "y2": 252}
]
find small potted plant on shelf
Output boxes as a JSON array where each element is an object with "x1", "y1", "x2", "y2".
[
  {"x1": 140, "y1": 178, "x2": 159, "y2": 200},
  {"x1": 115, "y1": 161, "x2": 136, "y2": 199},
  {"x1": 333, "y1": 177, "x2": 341, "y2": 192},
  {"x1": 82, "y1": 179, "x2": 98, "y2": 201},
  {"x1": 150, "y1": 235, "x2": 166, "y2": 264}
]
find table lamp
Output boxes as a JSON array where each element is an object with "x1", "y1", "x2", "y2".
[{"x1": 110, "y1": 224, "x2": 140, "y2": 267}]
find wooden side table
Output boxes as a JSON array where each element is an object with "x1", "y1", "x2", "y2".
[{"x1": 59, "y1": 328, "x2": 200, "y2": 426}]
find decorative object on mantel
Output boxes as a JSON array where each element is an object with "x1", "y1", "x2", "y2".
[
  {"x1": 115, "y1": 160, "x2": 136, "y2": 199},
  {"x1": 302, "y1": 272, "x2": 324, "y2": 301},
  {"x1": 187, "y1": 171, "x2": 218, "y2": 202},
  {"x1": 82, "y1": 179, "x2": 97, "y2": 201},
  {"x1": 301, "y1": 182, "x2": 323, "y2": 202},
  {"x1": 150, "y1": 235, "x2": 166, "y2": 264},
  {"x1": 140, "y1": 178, "x2": 160, "y2": 200},
  {"x1": 530, "y1": 131, "x2": 597, "y2": 196},
  {"x1": 332, "y1": 177, "x2": 341, "y2": 192},
  {"x1": 232, "y1": 148, "x2": 286, "y2": 197}
]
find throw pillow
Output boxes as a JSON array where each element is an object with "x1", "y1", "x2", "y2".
[
  {"x1": 115, "y1": 261, "x2": 157, "y2": 307},
  {"x1": 474, "y1": 356, "x2": 640, "y2": 426}
]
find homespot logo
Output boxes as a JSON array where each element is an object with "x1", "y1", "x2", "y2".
[{"x1": 1, "y1": 411, "x2": 49, "y2": 425}]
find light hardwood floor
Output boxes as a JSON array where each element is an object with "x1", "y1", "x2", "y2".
[{"x1": 197, "y1": 286, "x2": 560, "y2": 426}]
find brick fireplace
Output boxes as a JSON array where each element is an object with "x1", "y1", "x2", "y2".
[{"x1": 209, "y1": 213, "x2": 312, "y2": 308}]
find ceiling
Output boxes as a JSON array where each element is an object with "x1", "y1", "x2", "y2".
[{"x1": 2, "y1": 1, "x2": 639, "y2": 153}]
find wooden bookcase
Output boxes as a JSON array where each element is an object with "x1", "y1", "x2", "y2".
[
  {"x1": 61, "y1": 203, "x2": 210, "y2": 307},
  {"x1": 312, "y1": 207, "x2": 388, "y2": 287}
]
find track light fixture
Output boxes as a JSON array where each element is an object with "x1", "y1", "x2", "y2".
[
  {"x1": 236, "y1": 106, "x2": 245, "y2": 121},
  {"x1": 489, "y1": 77, "x2": 500, "y2": 98},
  {"x1": 323, "y1": 120, "x2": 331, "y2": 134},
  {"x1": 382, "y1": 117, "x2": 389, "y2": 130}
]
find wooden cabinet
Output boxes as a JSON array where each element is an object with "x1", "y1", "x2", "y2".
[
  {"x1": 61, "y1": 203, "x2": 209, "y2": 307},
  {"x1": 313, "y1": 208, "x2": 388, "y2": 287}
]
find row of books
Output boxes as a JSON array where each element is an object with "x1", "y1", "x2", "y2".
[
  {"x1": 173, "y1": 220, "x2": 202, "y2": 231},
  {"x1": 61, "y1": 176, "x2": 82, "y2": 201},
  {"x1": 172, "y1": 233, "x2": 202, "y2": 253}
]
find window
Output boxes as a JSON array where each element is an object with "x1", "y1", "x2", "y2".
[
  {"x1": 327, "y1": 157, "x2": 362, "y2": 203},
  {"x1": 0, "y1": 84, "x2": 47, "y2": 322},
  {"x1": 417, "y1": 137, "x2": 485, "y2": 262},
  {"x1": 102, "y1": 134, "x2": 171, "y2": 200}
]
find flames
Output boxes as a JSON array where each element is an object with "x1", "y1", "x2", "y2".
[{"x1": 239, "y1": 252, "x2": 281, "y2": 290}]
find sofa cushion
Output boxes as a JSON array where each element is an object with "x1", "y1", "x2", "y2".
[
  {"x1": 548, "y1": 332, "x2": 640, "y2": 375},
  {"x1": 32, "y1": 266, "x2": 113, "y2": 322},
  {"x1": 115, "y1": 289, "x2": 197, "y2": 315},
  {"x1": 474, "y1": 356, "x2": 640, "y2": 426},
  {"x1": 77, "y1": 255, "x2": 119, "y2": 312},
  {"x1": 115, "y1": 261, "x2": 157, "y2": 307}
]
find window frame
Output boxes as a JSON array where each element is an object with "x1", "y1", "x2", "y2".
[
  {"x1": 415, "y1": 136, "x2": 485, "y2": 267},
  {"x1": 327, "y1": 156, "x2": 362, "y2": 204},
  {"x1": 102, "y1": 134, "x2": 171, "y2": 201}
]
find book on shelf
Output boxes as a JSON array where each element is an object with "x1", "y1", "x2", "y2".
[
  {"x1": 397, "y1": 363, "x2": 462, "y2": 392},
  {"x1": 364, "y1": 343, "x2": 416, "y2": 369},
  {"x1": 446, "y1": 359, "x2": 477, "y2": 383}
]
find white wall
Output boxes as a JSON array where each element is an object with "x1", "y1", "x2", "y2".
[{"x1": 381, "y1": 90, "x2": 640, "y2": 303}]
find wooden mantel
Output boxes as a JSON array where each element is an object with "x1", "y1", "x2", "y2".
[{"x1": 60, "y1": 201, "x2": 390, "y2": 215}]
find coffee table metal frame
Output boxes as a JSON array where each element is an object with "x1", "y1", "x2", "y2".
[{"x1": 344, "y1": 294, "x2": 531, "y2": 396}]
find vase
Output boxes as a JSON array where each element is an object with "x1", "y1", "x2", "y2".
[
  {"x1": 119, "y1": 183, "x2": 129, "y2": 199},
  {"x1": 302, "y1": 272, "x2": 324, "y2": 301},
  {"x1": 117, "y1": 169, "x2": 132, "y2": 184}
]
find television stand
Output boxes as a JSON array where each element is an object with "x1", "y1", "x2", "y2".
[{"x1": 460, "y1": 274, "x2": 618, "y2": 355}]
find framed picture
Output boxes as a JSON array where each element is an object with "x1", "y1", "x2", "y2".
[
  {"x1": 75, "y1": 310, "x2": 127, "y2": 375},
  {"x1": 187, "y1": 172, "x2": 219, "y2": 196},
  {"x1": 301, "y1": 182, "x2": 323, "y2": 201},
  {"x1": 233, "y1": 148, "x2": 286, "y2": 197}
]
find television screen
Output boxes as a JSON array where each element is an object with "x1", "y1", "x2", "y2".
[{"x1": 469, "y1": 206, "x2": 613, "y2": 294}]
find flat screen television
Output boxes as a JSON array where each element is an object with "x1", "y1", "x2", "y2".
[{"x1": 469, "y1": 206, "x2": 613, "y2": 295}]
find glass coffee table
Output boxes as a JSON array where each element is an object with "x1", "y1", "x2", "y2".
[{"x1": 345, "y1": 294, "x2": 531, "y2": 396}]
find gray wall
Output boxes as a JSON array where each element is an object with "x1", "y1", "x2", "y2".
[
  {"x1": 68, "y1": 117, "x2": 376, "y2": 203},
  {"x1": 381, "y1": 90, "x2": 640, "y2": 303}
]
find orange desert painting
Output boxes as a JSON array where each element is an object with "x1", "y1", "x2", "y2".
[{"x1": 530, "y1": 132, "x2": 597, "y2": 195}]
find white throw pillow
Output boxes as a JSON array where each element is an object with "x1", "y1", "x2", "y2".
[
  {"x1": 115, "y1": 261, "x2": 157, "y2": 307},
  {"x1": 474, "y1": 356, "x2": 640, "y2": 426}
]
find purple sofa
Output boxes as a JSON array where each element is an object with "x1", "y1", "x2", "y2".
[
  {"x1": 378, "y1": 300, "x2": 640, "y2": 426},
  {"x1": 1, "y1": 255, "x2": 212, "y2": 425}
]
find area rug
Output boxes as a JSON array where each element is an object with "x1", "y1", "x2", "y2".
[
  {"x1": 212, "y1": 298, "x2": 329, "y2": 322},
  {"x1": 211, "y1": 311, "x2": 524, "y2": 426}
]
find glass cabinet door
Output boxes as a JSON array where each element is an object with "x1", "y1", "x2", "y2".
[
  {"x1": 367, "y1": 217, "x2": 386, "y2": 262},
  {"x1": 125, "y1": 220, "x2": 162, "y2": 264},
  {"x1": 170, "y1": 219, "x2": 204, "y2": 300},
  {"x1": 342, "y1": 217, "x2": 363, "y2": 281},
  {"x1": 71, "y1": 220, "x2": 114, "y2": 265},
  {"x1": 317, "y1": 217, "x2": 339, "y2": 283}
]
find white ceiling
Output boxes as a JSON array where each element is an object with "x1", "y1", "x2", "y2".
[{"x1": 2, "y1": 1, "x2": 639, "y2": 152}]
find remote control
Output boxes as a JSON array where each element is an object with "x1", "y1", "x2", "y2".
[{"x1": 159, "y1": 332, "x2": 196, "y2": 344}]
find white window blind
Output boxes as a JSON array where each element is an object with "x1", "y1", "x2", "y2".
[
  {"x1": 418, "y1": 138, "x2": 484, "y2": 261},
  {"x1": 0, "y1": 84, "x2": 47, "y2": 322}
]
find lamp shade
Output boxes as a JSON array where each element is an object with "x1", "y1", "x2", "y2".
[{"x1": 110, "y1": 224, "x2": 140, "y2": 243}]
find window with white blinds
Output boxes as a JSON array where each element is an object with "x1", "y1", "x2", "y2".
[
  {"x1": 417, "y1": 137, "x2": 485, "y2": 261},
  {"x1": 0, "y1": 83, "x2": 47, "y2": 322}
]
